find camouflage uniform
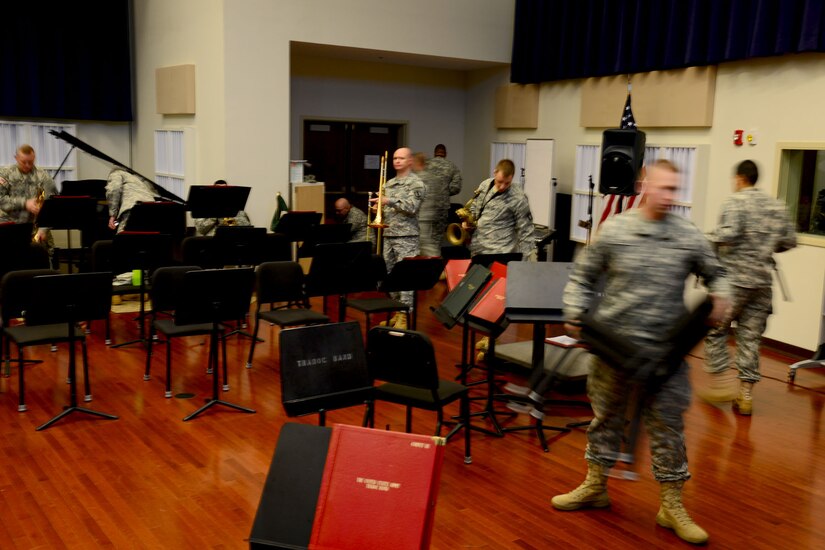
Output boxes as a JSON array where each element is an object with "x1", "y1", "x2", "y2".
[
  {"x1": 105, "y1": 169, "x2": 157, "y2": 231},
  {"x1": 0, "y1": 164, "x2": 58, "y2": 252},
  {"x1": 343, "y1": 205, "x2": 368, "y2": 242},
  {"x1": 382, "y1": 172, "x2": 424, "y2": 307},
  {"x1": 468, "y1": 178, "x2": 536, "y2": 261},
  {"x1": 194, "y1": 211, "x2": 252, "y2": 236},
  {"x1": 564, "y1": 209, "x2": 729, "y2": 482},
  {"x1": 419, "y1": 157, "x2": 462, "y2": 256},
  {"x1": 705, "y1": 187, "x2": 797, "y2": 383}
]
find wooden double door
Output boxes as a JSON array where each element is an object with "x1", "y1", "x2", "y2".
[{"x1": 302, "y1": 119, "x2": 403, "y2": 218}]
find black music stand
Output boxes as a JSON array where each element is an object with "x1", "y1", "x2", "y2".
[
  {"x1": 305, "y1": 241, "x2": 374, "y2": 321},
  {"x1": 497, "y1": 262, "x2": 585, "y2": 451},
  {"x1": 470, "y1": 252, "x2": 522, "y2": 268},
  {"x1": 187, "y1": 185, "x2": 251, "y2": 219},
  {"x1": 127, "y1": 202, "x2": 187, "y2": 243},
  {"x1": 37, "y1": 196, "x2": 98, "y2": 273},
  {"x1": 430, "y1": 264, "x2": 505, "y2": 436},
  {"x1": 279, "y1": 322, "x2": 374, "y2": 426},
  {"x1": 379, "y1": 257, "x2": 445, "y2": 330},
  {"x1": 297, "y1": 223, "x2": 352, "y2": 258},
  {"x1": 0, "y1": 222, "x2": 39, "y2": 276},
  {"x1": 27, "y1": 272, "x2": 118, "y2": 431},
  {"x1": 175, "y1": 268, "x2": 257, "y2": 421},
  {"x1": 274, "y1": 211, "x2": 322, "y2": 260},
  {"x1": 111, "y1": 232, "x2": 174, "y2": 348},
  {"x1": 214, "y1": 226, "x2": 267, "y2": 266},
  {"x1": 60, "y1": 179, "x2": 107, "y2": 200}
]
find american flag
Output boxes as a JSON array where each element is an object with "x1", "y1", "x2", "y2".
[{"x1": 620, "y1": 93, "x2": 636, "y2": 129}]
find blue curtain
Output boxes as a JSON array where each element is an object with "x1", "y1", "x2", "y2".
[
  {"x1": 0, "y1": 0, "x2": 132, "y2": 121},
  {"x1": 511, "y1": 0, "x2": 825, "y2": 84}
]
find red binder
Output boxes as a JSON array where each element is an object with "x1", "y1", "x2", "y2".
[
  {"x1": 309, "y1": 424, "x2": 446, "y2": 550},
  {"x1": 466, "y1": 277, "x2": 508, "y2": 334},
  {"x1": 444, "y1": 259, "x2": 471, "y2": 291}
]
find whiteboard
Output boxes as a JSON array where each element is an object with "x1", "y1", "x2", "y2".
[{"x1": 525, "y1": 138, "x2": 556, "y2": 228}]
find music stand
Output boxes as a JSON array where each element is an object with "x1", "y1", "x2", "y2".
[
  {"x1": 274, "y1": 211, "x2": 322, "y2": 260},
  {"x1": 279, "y1": 321, "x2": 374, "y2": 426},
  {"x1": 111, "y1": 232, "x2": 174, "y2": 348},
  {"x1": 497, "y1": 261, "x2": 584, "y2": 451},
  {"x1": 297, "y1": 223, "x2": 352, "y2": 258},
  {"x1": 26, "y1": 272, "x2": 118, "y2": 431},
  {"x1": 305, "y1": 241, "x2": 374, "y2": 321},
  {"x1": 0, "y1": 222, "x2": 37, "y2": 275},
  {"x1": 213, "y1": 226, "x2": 267, "y2": 267},
  {"x1": 126, "y1": 202, "x2": 187, "y2": 243},
  {"x1": 37, "y1": 196, "x2": 98, "y2": 273},
  {"x1": 60, "y1": 179, "x2": 107, "y2": 200},
  {"x1": 470, "y1": 252, "x2": 522, "y2": 268},
  {"x1": 186, "y1": 185, "x2": 251, "y2": 218},
  {"x1": 175, "y1": 267, "x2": 257, "y2": 421},
  {"x1": 378, "y1": 257, "x2": 445, "y2": 330}
]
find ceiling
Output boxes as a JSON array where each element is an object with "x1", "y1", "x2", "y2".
[{"x1": 291, "y1": 41, "x2": 508, "y2": 72}]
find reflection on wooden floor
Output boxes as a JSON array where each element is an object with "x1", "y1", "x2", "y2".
[{"x1": 0, "y1": 282, "x2": 823, "y2": 549}]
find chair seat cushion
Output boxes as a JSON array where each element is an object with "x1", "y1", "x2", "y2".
[
  {"x1": 153, "y1": 318, "x2": 218, "y2": 337},
  {"x1": 374, "y1": 379, "x2": 466, "y2": 410},
  {"x1": 347, "y1": 297, "x2": 408, "y2": 314},
  {"x1": 260, "y1": 308, "x2": 329, "y2": 327},
  {"x1": 4, "y1": 324, "x2": 87, "y2": 346}
]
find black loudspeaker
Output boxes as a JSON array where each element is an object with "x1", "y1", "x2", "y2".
[{"x1": 600, "y1": 129, "x2": 646, "y2": 195}]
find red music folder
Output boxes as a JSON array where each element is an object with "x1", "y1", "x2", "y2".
[
  {"x1": 309, "y1": 424, "x2": 446, "y2": 550},
  {"x1": 444, "y1": 259, "x2": 471, "y2": 291}
]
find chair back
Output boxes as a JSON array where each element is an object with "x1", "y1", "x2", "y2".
[
  {"x1": 367, "y1": 327, "x2": 440, "y2": 390},
  {"x1": 1, "y1": 269, "x2": 60, "y2": 324},
  {"x1": 256, "y1": 261, "x2": 307, "y2": 305},
  {"x1": 181, "y1": 236, "x2": 221, "y2": 268},
  {"x1": 150, "y1": 266, "x2": 202, "y2": 312}
]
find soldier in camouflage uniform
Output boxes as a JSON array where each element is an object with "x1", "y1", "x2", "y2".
[
  {"x1": 703, "y1": 160, "x2": 797, "y2": 415},
  {"x1": 105, "y1": 167, "x2": 158, "y2": 232},
  {"x1": 0, "y1": 144, "x2": 58, "y2": 253},
  {"x1": 553, "y1": 160, "x2": 731, "y2": 545},
  {"x1": 334, "y1": 197, "x2": 368, "y2": 242},
  {"x1": 370, "y1": 147, "x2": 424, "y2": 328},
  {"x1": 467, "y1": 159, "x2": 536, "y2": 261},
  {"x1": 417, "y1": 145, "x2": 462, "y2": 256},
  {"x1": 193, "y1": 180, "x2": 252, "y2": 236}
]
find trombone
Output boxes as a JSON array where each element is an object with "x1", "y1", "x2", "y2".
[{"x1": 367, "y1": 151, "x2": 389, "y2": 254}]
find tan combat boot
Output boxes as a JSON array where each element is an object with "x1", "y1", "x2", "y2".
[
  {"x1": 551, "y1": 462, "x2": 610, "y2": 510},
  {"x1": 475, "y1": 336, "x2": 489, "y2": 352},
  {"x1": 656, "y1": 481, "x2": 709, "y2": 544},
  {"x1": 733, "y1": 381, "x2": 753, "y2": 415},
  {"x1": 697, "y1": 368, "x2": 737, "y2": 403}
]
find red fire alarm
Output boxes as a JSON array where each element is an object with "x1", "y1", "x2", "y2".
[{"x1": 733, "y1": 129, "x2": 744, "y2": 146}]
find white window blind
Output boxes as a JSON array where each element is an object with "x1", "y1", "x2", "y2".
[
  {"x1": 154, "y1": 128, "x2": 195, "y2": 199},
  {"x1": 0, "y1": 120, "x2": 77, "y2": 187}
]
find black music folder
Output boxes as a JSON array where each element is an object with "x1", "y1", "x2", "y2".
[
  {"x1": 505, "y1": 261, "x2": 574, "y2": 322},
  {"x1": 249, "y1": 423, "x2": 332, "y2": 550}
]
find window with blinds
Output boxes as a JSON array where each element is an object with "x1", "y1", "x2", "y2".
[{"x1": 0, "y1": 121, "x2": 77, "y2": 187}]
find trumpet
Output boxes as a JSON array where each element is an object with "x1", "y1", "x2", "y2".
[
  {"x1": 221, "y1": 216, "x2": 237, "y2": 226},
  {"x1": 445, "y1": 188, "x2": 481, "y2": 246},
  {"x1": 367, "y1": 151, "x2": 389, "y2": 253}
]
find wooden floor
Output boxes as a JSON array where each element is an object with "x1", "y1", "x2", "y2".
[{"x1": 1, "y1": 282, "x2": 823, "y2": 550}]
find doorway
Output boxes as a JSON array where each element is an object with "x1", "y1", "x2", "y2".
[{"x1": 302, "y1": 119, "x2": 404, "y2": 219}]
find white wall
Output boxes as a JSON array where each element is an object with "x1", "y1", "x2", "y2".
[
  {"x1": 222, "y1": 0, "x2": 515, "y2": 225},
  {"x1": 470, "y1": 53, "x2": 825, "y2": 350},
  {"x1": 132, "y1": 0, "x2": 226, "y2": 192}
]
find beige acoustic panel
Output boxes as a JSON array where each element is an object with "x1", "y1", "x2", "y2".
[
  {"x1": 293, "y1": 182, "x2": 325, "y2": 223},
  {"x1": 580, "y1": 66, "x2": 716, "y2": 128},
  {"x1": 156, "y1": 64, "x2": 196, "y2": 115},
  {"x1": 495, "y1": 84, "x2": 539, "y2": 129}
]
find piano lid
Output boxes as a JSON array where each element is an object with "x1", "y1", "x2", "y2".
[{"x1": 48, "y1": 130, "x2": 184, "y2": 204}]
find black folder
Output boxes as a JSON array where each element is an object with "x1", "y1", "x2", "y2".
[{"x1": 249, "y1": 423, "x2": 332, "y2": 550}]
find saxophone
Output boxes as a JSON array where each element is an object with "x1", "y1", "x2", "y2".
[
  {"x1": 445, "y1": 188, "x2": 481, "y2": 246},
  {"x1": 32, "y1": 186, "x2": 46, "y2": 242}
]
